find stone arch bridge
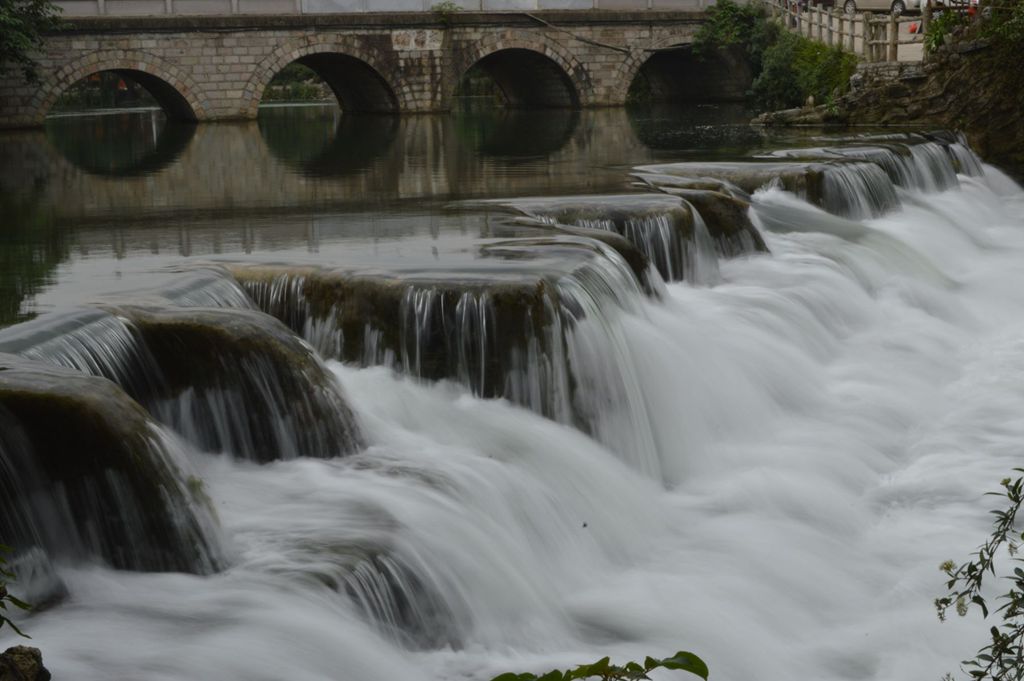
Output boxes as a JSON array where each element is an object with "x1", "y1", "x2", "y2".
[{"x1": 0, "y1": 9, "x2": 754, "y2": 128}]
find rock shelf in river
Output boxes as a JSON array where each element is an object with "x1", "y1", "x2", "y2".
[{"x1": 0, "y1": 354, "x2": 222, "y2": 574}]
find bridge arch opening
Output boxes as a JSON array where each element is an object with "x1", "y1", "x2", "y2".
[
  {"x1": 261, "y1": 55, "x2": 399, "y2": 113},
  {"x1": 50, "y1": 69, "x2": 198, "y2": 121},
  {"x1": 627, "y1": 45, "x2": 753, "y2": 105},
  {"x1": 456, "y1": 49, "x2": 579, "y2": 109}
]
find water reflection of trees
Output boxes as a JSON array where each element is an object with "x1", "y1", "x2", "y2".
[
  {"x1": 45, "y1": 111, "x2": 196, "y2": 177},
  {"x1": 625, "y1": 103, "x2": 765, "y2": 156},
  {"x1": 257, "y1": 105, "x2": 399, "y2": 177},
  {"x1": 0, "y1": 189, "x2": 67, "y2": 327},
  {"x1": 452, "y1": 108, "x2": 579, "y2": 160}
]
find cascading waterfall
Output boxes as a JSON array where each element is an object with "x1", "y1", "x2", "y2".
[
  {"x1": 6, "y1": 131, "x2": 1024, "y2": 681},
  {"x1": 761, "y1": 134, "x2": 980, "y2": 195},
  {"x1": 484, "y1": 194, "x2": 726, "y2": 284},
  {"x1": 236, "y1": 239, "x2": 665, "y2": 474},
  {"x1": 2, "y1": 309, "x2": 166, "y2": 398},
  {"x1": 0, "y1": 357, "x2": 224, "y2": 578},
  {"x1": 819, "y1": 162, "x2": 901, "y2": 218},
  {"x1": 0, "y1": 303, "x2": 360, "y2": 464}
]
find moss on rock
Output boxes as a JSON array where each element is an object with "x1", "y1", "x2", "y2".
[
  {"x1": 105, "y1": 305, "x2": 363, "y2": 463},
  {"x1": 0, "y1": 354, "x2": 221, "y2": 573}
]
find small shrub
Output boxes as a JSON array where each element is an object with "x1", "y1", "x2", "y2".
[
  {"x1": 924, "y1": 9, "x2": 967, "y2": 52},
  {"x1": 431, "y1": 0, "x2": 461, "y2": 24},
  {"x1": 936, "y1": 470, "x2": 1024, "y2": 680},
  {"x1": 0, "y1": 545, "x2": 31, "y2": 638},
  {"x1": 490, "y1": 651, "x2": 708, "y2": 681}
]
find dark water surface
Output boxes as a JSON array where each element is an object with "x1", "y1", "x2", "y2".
[{"x1": 0, "y1": 103, "x2": 847, "y2": 326}]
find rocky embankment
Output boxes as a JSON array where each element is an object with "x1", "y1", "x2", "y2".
[{"x1": 755, "y1": 35, "x2": 1024, "y2": 177}]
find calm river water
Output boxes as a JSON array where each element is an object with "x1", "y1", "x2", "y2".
[
  {"x1": 2, "y1": 104, "x2": 1024, "y2": 681},
  {"x1": 2, "y1": 103, "x2": 808, "y2": 325}
]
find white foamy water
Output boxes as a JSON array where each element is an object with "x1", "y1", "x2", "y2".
[{"x1": 11, "y1": 163, "x2": 1024, "y2": 681}]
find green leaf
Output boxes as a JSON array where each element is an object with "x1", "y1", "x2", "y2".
[
  {"x1": 6, "y1": 595, "x2": 31, "y2": 610},
  {"x1": 0, "y1": 617, "x2": 30, "y2": 638},
  {"x1": 659, "y1": 652, "x2": 709, "y2": 679},
  {"x1": 491, "y1": 673, "x2": 533, "y2": 681}
]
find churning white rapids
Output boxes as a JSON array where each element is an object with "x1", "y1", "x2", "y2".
[{"x1": 19, "y1": 164, "x2": 1024, "y2": 680}]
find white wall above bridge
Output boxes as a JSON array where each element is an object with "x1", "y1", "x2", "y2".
[{"x1": 53, "y1": 0, "x2": 717, "y2": 16}]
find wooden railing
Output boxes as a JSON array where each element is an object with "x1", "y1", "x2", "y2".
[{"x1": 763, "y1": 0, "x2": 930, "y2": 62}]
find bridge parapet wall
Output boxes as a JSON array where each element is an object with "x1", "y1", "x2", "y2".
[{"x1": 53, "y1": 0, "x2": 717, "y2": 16}]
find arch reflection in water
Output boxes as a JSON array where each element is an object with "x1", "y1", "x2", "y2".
[
  {"x1": 452, "y1": 108, "x2": 579, "y2": 160},
  {"x1": 45, "y1": 110, "x2": 196, "y2": 178},
  {"x1": 626, "y1": 103, "x2": 764, "y2": 153},
  {"x1": 257, "y1": 104, "x2": 400, "y2": 178}
]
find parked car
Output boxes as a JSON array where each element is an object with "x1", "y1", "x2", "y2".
[{"x1": 841, "y1": 0, "x2": 922, "y2": 15}]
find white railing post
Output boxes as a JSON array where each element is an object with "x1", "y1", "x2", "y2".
[
  {"x1": 888, "y1": 11, "x2": 898, "y2": 61},
  {"x1": 861, "y1": 13, "x2": 870, "y2": 59}
]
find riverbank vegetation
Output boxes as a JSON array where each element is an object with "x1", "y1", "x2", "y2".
[
  {"x1": 0, "y1": 545, "x2": 30, "y2": 637},
  {"x1": 692, "y1": 0, "x2": 857, "y2": 111},
  {"x1": 0, "y1": 0, "x2": 62, "y2": 83},
  {"x1": 926, "y1": 0, "x2": 1024, "y2": 57},
  {"x1": 937, "y1": 471, "x2": 1024, "y2": 680},
  {"x1": 491, "y1": 651, "x2": 708, "y2": 681},
  {"x1": 262, "y1": 63, "x2": 332, "y2": 103}
]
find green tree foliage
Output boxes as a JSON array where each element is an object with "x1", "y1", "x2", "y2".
[
  {"x1": 693, "y1": 0, "x2": 782, "y2": 74},
  {"x1": 0, "y1": 189, "x2": 66, "y2": 327},
  {"x1": 0, "y1": 0, "x2": 63, "y2": 83},
  {"x1": 263, "y1": 63, "x2": 330, "y2": 103},
  {"x1": 986, "y1": 0, "x2": 1024, "y2": 44},
  {"x1": 924, "y1": 8, "x2": 968, "y2": 52},
  {"x1": 753, "y1": 31, "x2": 858, "y2": 111},
  {"x1": 490, "y1": 651, "x2": 709, "y2": 681},
  {"x1": 0, "y1": 545, "x2": 31, "y2": 638},
  {"x1": 693, "y1": 0, "x2": 857, "y2": 112},
  {"x1": 936, "y1": 471, "x2": 1024, "y2": 680}
]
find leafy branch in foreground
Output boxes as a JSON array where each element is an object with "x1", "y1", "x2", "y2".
[
  {"x1": 490, "y1": 651, "x2": 708, "y2": 681},
  {"x1": 0, "y1": 0, "x2": 64, "y2": 83},
  {"x1": 936, "y1": 470, "x2": 1024, "y2": 680},
  {"x1": 0, "y1": 544, "x2": 32, "y2": 638}
]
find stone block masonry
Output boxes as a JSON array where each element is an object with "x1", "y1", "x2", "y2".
[{"x1": 0, "y1": 10, "x2": 722, "y2": 127}]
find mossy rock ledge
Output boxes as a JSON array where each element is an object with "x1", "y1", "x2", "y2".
[
  {"x1": 103, "y1": 305, "x2": 363, "y2": 463},
  {"x1": 502, "y1": 194, "x2": 696, "y2": 283},
  {"x1": 231, "y1": 264, "x2": 591, "y2": 424},
  {"x1": 0, "y1": 354, "x2": 221, "y2": 573},
  {"x1": 634, "y1": 160, "x2": 899, "y2": 219}
]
